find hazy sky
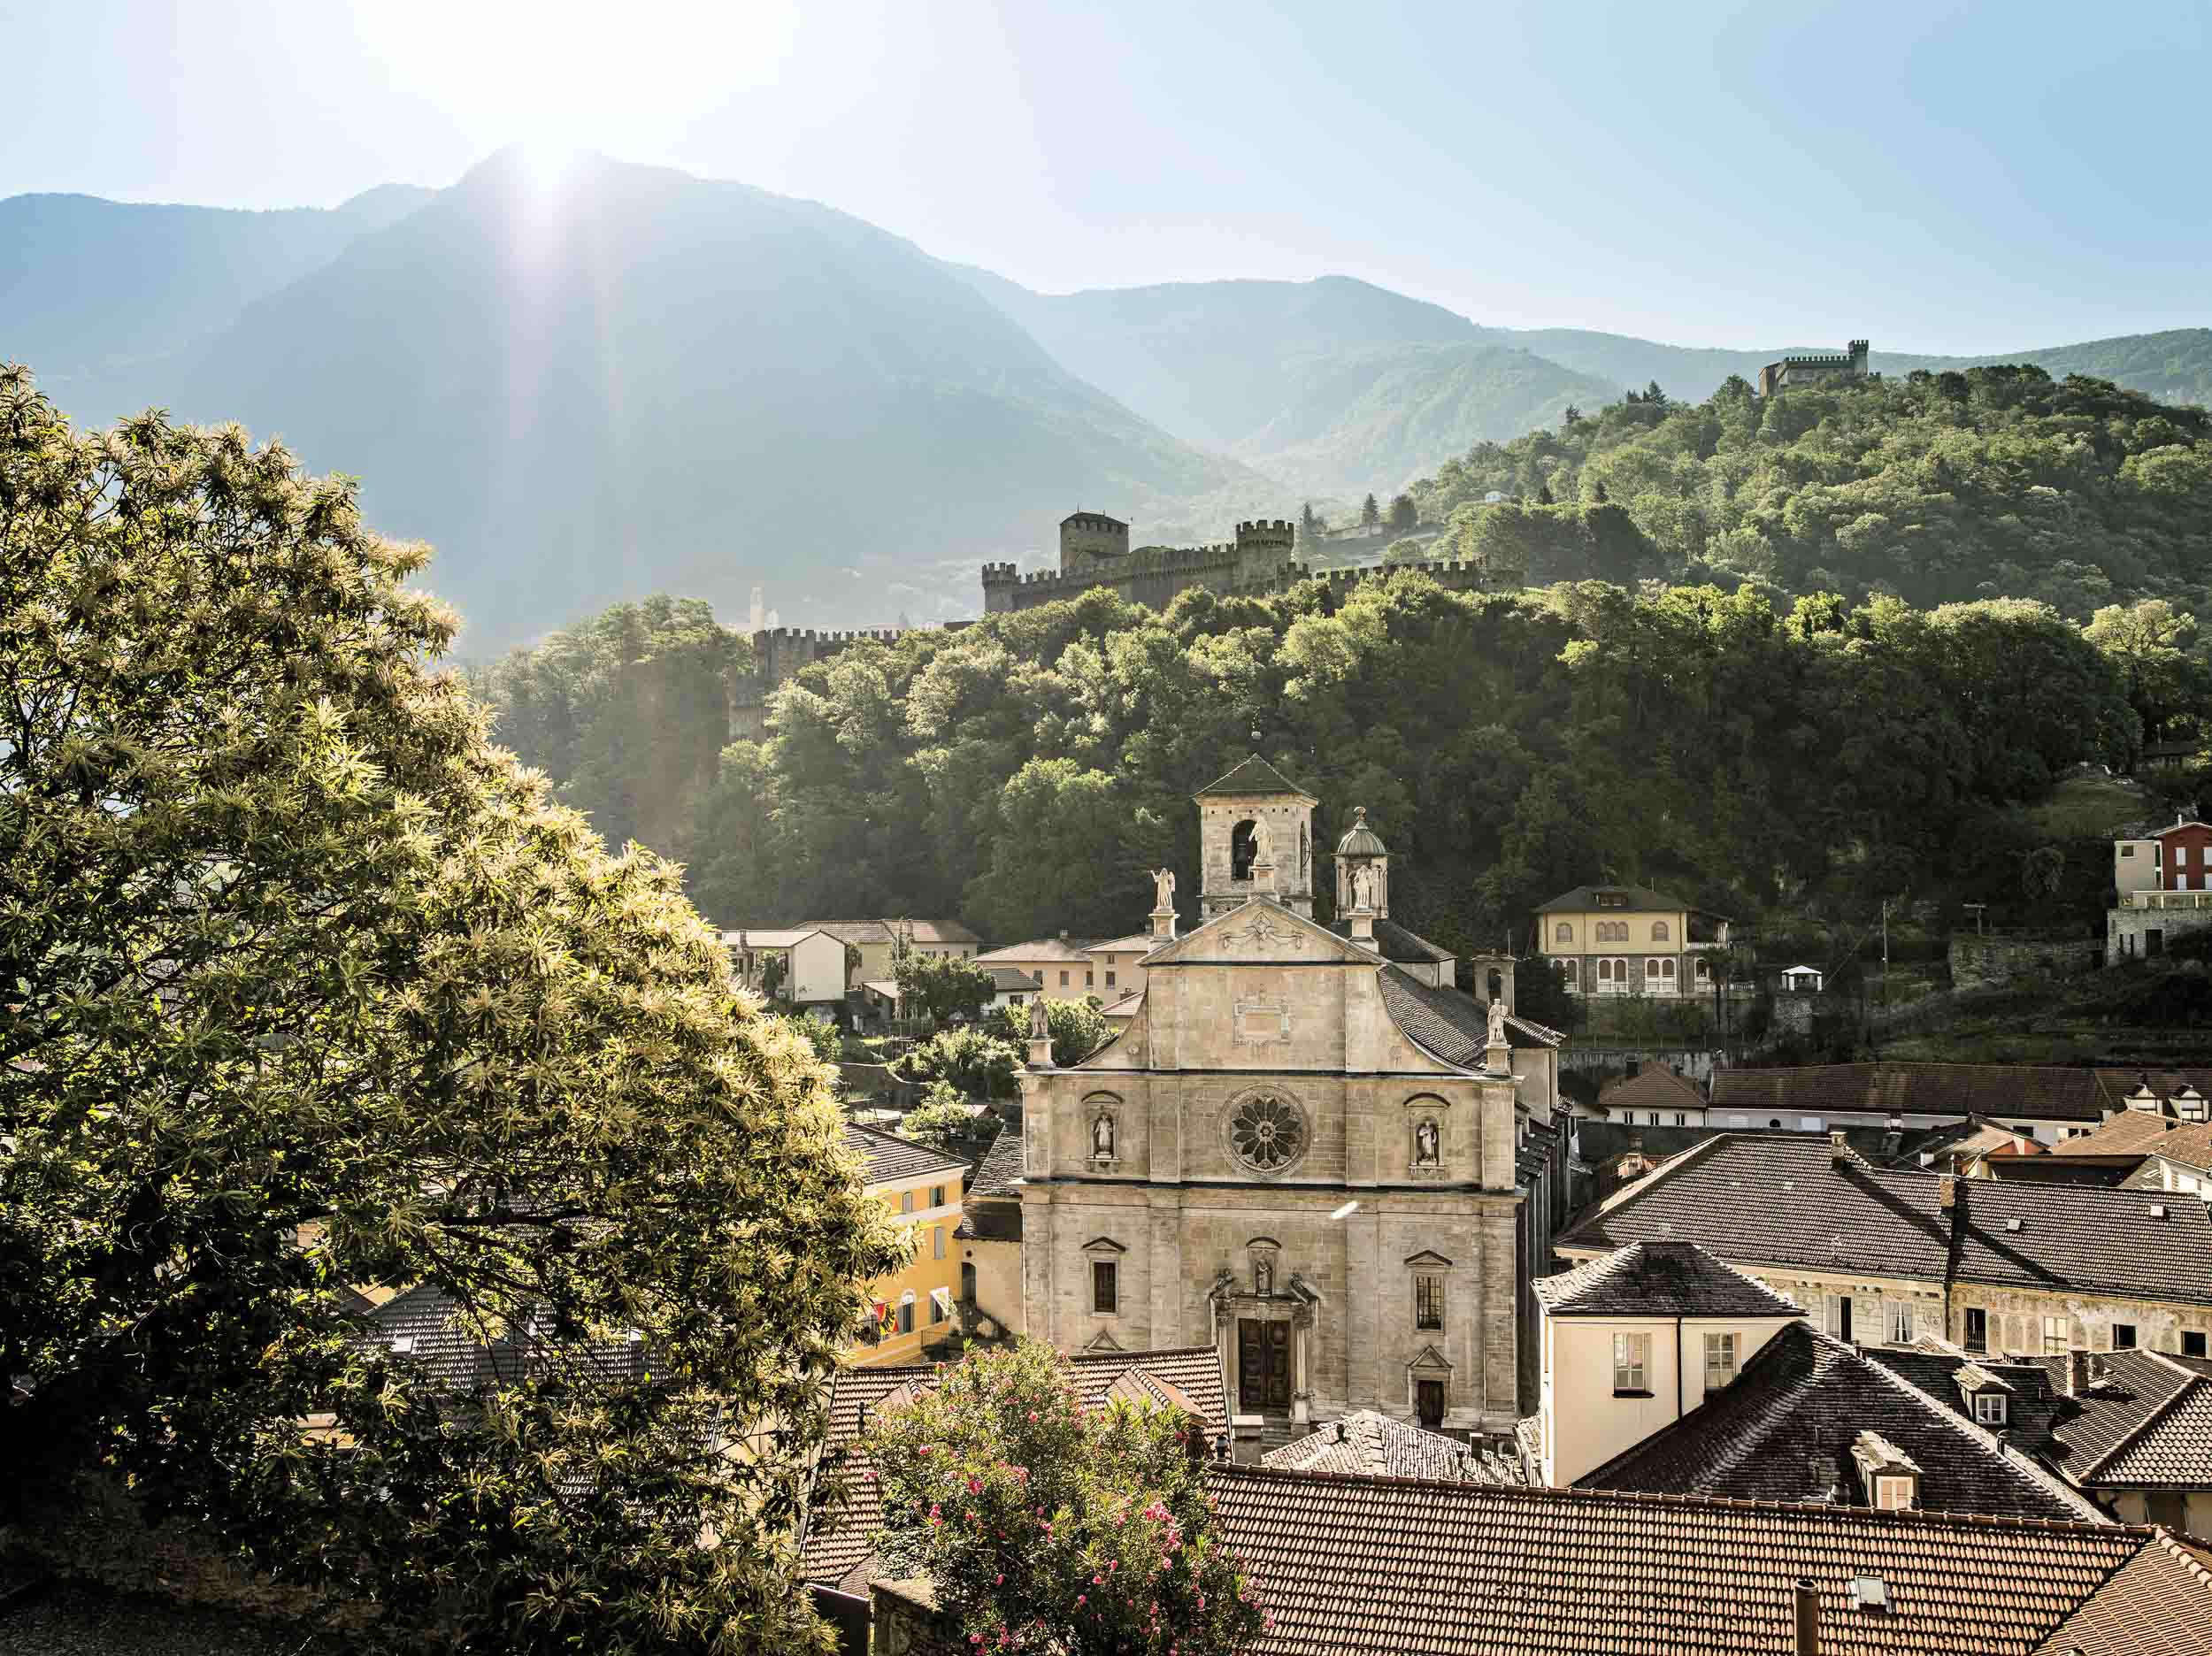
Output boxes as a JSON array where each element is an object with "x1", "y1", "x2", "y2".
[{"x1": 5, "y1": 0, "x2": 2203, "y2": 352}]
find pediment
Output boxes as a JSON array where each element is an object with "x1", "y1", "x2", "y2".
[
  {"x1": 1083, "y1": 1329, "x2": 1124, "y2": 1353},
  {"x1": 1407, "y1": 1344, "x2": 1453, "y2": 1373},
  {"x1": 1082, "y1": 1236, "x2": 1128, "y2": 1254},
  {"x1": 1402, "y1": 1250, "x2": 1454, "y2": 1269},
  {"x1": 1144, "y1": 899, "x2": 1376, "y2": 968}
]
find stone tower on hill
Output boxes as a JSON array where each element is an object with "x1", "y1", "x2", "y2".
[{"x1": 983, "y1": 510, "x2": 1308, "y2": 615}]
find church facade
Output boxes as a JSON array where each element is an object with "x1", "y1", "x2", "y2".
[{"x1": 1017, "y1": 757, "x2": 1525, "y2": 1432}]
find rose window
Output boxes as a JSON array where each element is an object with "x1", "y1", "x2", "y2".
[{"x1": 1228, "y1": 1095, "x2": 1305, "y2": 1173}]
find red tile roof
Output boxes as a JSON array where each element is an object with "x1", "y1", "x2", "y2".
[
  {"x1": 1600, "y1": 1067, "x2": 1708, "y2": 1115},
  {"x1": 2031, "y1": 1529, "x2": 2212, "y2": 1655}
]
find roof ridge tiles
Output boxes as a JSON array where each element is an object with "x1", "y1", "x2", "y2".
[{"x1": 2153, "y1": 1528, "x2": 2212, "y2": 1593}]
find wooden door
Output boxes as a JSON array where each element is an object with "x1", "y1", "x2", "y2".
[
  {"x1": 1415, "y1": 1378, "x2": 1446, "y2": 1428},
  {"x1": 1239, "y1": 1319, "x2": 1292, "y2": 1412}
]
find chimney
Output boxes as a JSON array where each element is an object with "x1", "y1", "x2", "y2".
[
  {"x1": 1793, "y1": 1579, "x2": 1819, "y2": 1656},
  {"x1": 2065, "y1": 1349, "x2": 2092, "y2": 1398},
  {"x1": 1939, "y1": 1175, "x2": 1957, "y2": 1210},
  {"x1": 1829, "y1": 1130, "x2": 1848, "y2": 1165}
]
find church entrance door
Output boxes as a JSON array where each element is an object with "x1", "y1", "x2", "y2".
[
  {"x1": 1415, "y1": 1379, "x2": 1446, "y2": 1428},
  {"x1": 1238, "y1": 1319, "x2": 1292, "y2": 1412}
]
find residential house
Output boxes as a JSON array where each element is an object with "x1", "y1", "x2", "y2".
[
  {"x1": 843, "y1": 1124, "x2": 971, "y2": 1368},
  {"x1": 952, "y1": 1128, "x2": 1024, "y2": 1338},
  {"x1": 1558, "y1": 1132, "x2": 2212, "y2": 1361},
  {"x1": 2108, "y1": 816, "x2": 2212, "y2": 962},
  {"x1": 982, "y1": 966, "x2": 1042, "y2": 1012},
  {"x1": 973, "y1": 933, "x2": 1102, "y2": 997},
  {"x1": 2122, "y1": 1121, "x2": 2212, "y2": 1199},
  {"x1": 1778, "y1": 963, "x2": 1824, "y2": 993},
  {"x1": 1708, "y1": 1061, "x2": 2114, "y2": 1144},
  {"x1": 1085, "y1": 933, "x2": 1154, "y2": 1000},
  {"x1": 1536, "y1": 882, "x2": 1727, "y2": 998},
  {"x1": 1596, "y1": 1065, "x2": 1708, "y2": 1129},
  {"x1": 2043, "y1": 1106, "x2": 2212, "y2": 1190},
  {"x1": 721, "y1": 926, "x2": 847, "y2": 1009},
  {"x1": 805, "y1": 917, "x2": 981, "y2": 992},
  {"x1": 1261, "y1": 1409, "x2": 1526, "y2": 1485}
]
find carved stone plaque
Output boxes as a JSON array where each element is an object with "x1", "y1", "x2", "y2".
[{"x1": 1234, "y1": 993, "x2": 1291, "y2": 1047}]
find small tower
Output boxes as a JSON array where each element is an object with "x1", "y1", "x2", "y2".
[
  {"x1": 1848, "y1": 338, "x2": 1870, "y2": 379},
  {"x1": 1060, "y1": 511, "x2": 1130, "y2": 578},
  {"x1": 1333, "y1": 805, "x2": 1390, "y2": 920},
  {"x1": 1194, "y1": 754, "x2": 1317, "y2": 920}
]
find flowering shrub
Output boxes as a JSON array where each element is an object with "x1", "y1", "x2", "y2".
[{"x1": 867, "y1": 1341, "x2": 1267, "y2": 1654}]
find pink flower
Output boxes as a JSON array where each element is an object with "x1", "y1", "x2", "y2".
[
  {"x1": 1076, "y1": 1595, "x2": 1087, "y2": 1606},
  {"x1": 929, "y1": 1503, "x2": 943, "y2": 1524},
  {"x1": 968, "y1": 1476, "x2": 983, "y2": 1494},
  {"x1": 995, "y1": 1573, "x2": 1004, "y2": 1585},
  {"x1": 1092, "y1": 1574, "x2": 1105, "y2": 1585}
]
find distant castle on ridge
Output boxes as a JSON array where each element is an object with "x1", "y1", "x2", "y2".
[
  {"x1": 981, "y1": 511, "x2": 1302, "y2": 614},
  {"x1": 1757, "y1": 338, "x2": 1870, "y2": 396}
]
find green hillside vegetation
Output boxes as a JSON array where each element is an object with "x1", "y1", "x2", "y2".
[
  {"x1": 1410, "y1": 366, "x2": 2212, "y2": 625},
  {"x1": 477, "y1": 572, "x2": 2148, "y2": 964}
]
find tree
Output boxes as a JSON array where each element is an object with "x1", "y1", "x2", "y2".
[
  {"x1": 795, "y1": 1009, "x2": 846, "y2": 1062},
  {"x1": 1298, "y1": 502, "x2": 1325, "y2": 544},
  {"x1": 2085, "y1": 598, "x2": 2208, "y2": 750},
  {"x1": 1562, "y1": 404, "x2": 1583, "y2": 428},
  {"x1": 901, "y1": 1078, "x2": 1004, "y2": 1162},
  {"x1": 993, "y1": 998, "x2": 1113, "y2": 1068},
  {"x1": 1360, "y1": 492, "x2": 1380, "y2": 531},
  {"x1": 0, "y1": 369, "x2": 904, "y2": 1652},
  {"x1": 1535, "y1": 480, "x2": 1555, "y2": 506},
  {"x1": 1386, "y1": 492, "x2": 1417, "y2": 533},
  {"x1": 897, "y1": 1026, "x2": 1025, "y2": 1100},
  {"x1": 866, "y1": 1341, "x2": 1267, "y2": 1655},
  {"x1": 893, "y1": 936, "x2": 999, "y2": 1024}
]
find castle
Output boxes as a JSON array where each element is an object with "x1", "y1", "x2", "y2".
[
  {"x1": 1757, "y1": 338, "x2": 1870, "y2": 396},
  {"x1": 982, "y1": 511, "x2": 1302, "y2": 614}
]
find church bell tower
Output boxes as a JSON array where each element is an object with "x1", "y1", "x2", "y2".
[{"x1": 1193, "y1": 754, "x2": 1317, "y2": 920}]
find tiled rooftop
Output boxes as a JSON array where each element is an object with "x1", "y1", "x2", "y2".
[
  {"x1": 841, "y1": 1122, "x2": 972, "y2": 1188},
  {"x1": 2030, "y1": 1530, "x2": 2212, "y2": 1655},
  {"x1": 1535, "y1": 1240, "x2": 1802, "y2": 1320},
  {"x1": 1321, "y1": 915, "x2": 1456, "y2": 964},
  {"x1": 361, "y1": 1284, "x2": 649, "y2": 1391},
  {"x1": 1578, "y1": 1322, "x2": 2096, "y2": 1522},
  {"x1": 2029, "y1": 1350, "x2": 2212, "y2": 1489},
  {"x1": 1262, "y1": 1411, "x2": 1526, "y2": 1485},
  {"x1": 805, "y1": 917, "x2": 980, "y2": 946},
  {"x1": 975, "y1": 938, "x2": 1098, "y2": 964},
  {"x1": 1600, "y1": 1066, "x2": 1708, "y2": 1115},
  {"x1": 1209, "y1": 1463, "x2": 2152, "y2": 1655},
  {"x1": 1535, "y1": 882, "x2": 1698, "y2": 915},
  {"x1": 2053, "y1": 1109, "x2": 2193, "y2": 1158},
  {"x1": 965, "y1": 1128, "x2": 1025, "y2": 1200},
  {"x1": 1375, "y1": 966, "x2": 1495, "y2": 1070},
  {"x1": 1710, "y1": 1062, "x2": 2109, "y2": 1124},
  {"x1": 1194, "y1": 754, "x2": 1317, "y2": 800}
]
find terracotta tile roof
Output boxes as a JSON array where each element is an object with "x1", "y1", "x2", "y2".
[
  {"x1": 2090, "y1": 1067, "x2": 2212, "y2": 1113},
  {"x1": 1194, "y1": 753, "x2": 1317, "y2": 800},
  {"x1": 1600, "y1": 1067, "x2": 1709, "y2": 1114},
  {"x1": 2140, "y1": 1121, "x2": 2212, "y2": 1174},
  {"x1": 2053, "y1": 1109, "x2": 2191, "y2": 1158},
  {"x1": 1321, "y1": 916, "x2": 1456, "y2": 964},
  {"x1": 2032, "y1": 1529, "x2": 2212, "y2": 1655},
  {"x1": 1208, "y1": 1463, "x2": 2151, "y2": 1655},
  {"x1": 1711, "y1": 1062, "x2": 2108, "y2": 1124},
  {"x1": 805, "y1": 917, "x2": 981, "y2": 947},
  {"x1": 1374, "y1": 966, "x2": 1494, "y2": 1070},
  {"x1": 1578, "y1": 1323, "x2": 2097, "y2": 1522},
  {"x1": 1535, "y1": 1241, "x2": 1802, "y2": 1320},
  {"x1": 801, "y1": 1346, "x2": 1227, "y2": 1588},
  {"x1": 975, "y1": 937, "x2": 1098, "y2": 964},
  {"x1": 841, "y1": 1122, "x2": 972, "y2": 1187},
  {"x1": 1087, "y1": 933, "x2": 1156, "y2": 954},
  {"x1": 1559, "y1": 1132, "x2": 2212, "y2": 1309},
  {"x1": 1535, "y1": 881, "x2": 1700, "y2": 914},
  {"x1": 1262, "y1": 1412, "x2": 1527, "y2": 1485},
  {"x1": 2030, "y1": 1350, "x2": 2212, "y2": 1489}
]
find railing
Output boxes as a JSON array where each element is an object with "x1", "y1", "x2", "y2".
[{"x1": 2118, "y1": 889, "x2": 2212, "y2": 909}]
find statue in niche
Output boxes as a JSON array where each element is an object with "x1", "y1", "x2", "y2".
[
  {"x1": 1029, "y1": 995, "x2": 1050, "y2": 1041},
  {"x1": 1092, "y1": 1111, "x2": 1115, "y2": 1161},
  {"x1": 1352, "y1": 863, "x2": 1379, "y2": 911},
  {"x1": 1299, "y1": 823, "x2": 1310, "y2": 878},
  {"x1": 1152, "y1": 867, "x2": 1176, "y2": 910},
  {"x1": 1487, "y1": 997, "x2": 1509, "y2": 1046},
  {"x1": 1254, "y1": 1257, "x2": 1273, "y2": 1297},
  {"x1": 1249, "y1": 817, "x2": 1272, "y2": 867},
  {"x1": 1416, "y1": 1118, "x2": 1440, "y2": 1165}
]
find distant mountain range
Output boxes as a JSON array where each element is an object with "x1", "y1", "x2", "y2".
[{"x1": 4, "y1": 150, "x2": 2207, "y2": 647}]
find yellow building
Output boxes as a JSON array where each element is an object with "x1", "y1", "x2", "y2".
[
  {"x1": 804, "y1": 918, "x2": 982, "y2": 992},
  {"x1": 844, "y1": 1123, "x2": 972, "y2": 1368},
  {"x1": 1536, "y1": 883, "x2": 1726, "y2": 999}
]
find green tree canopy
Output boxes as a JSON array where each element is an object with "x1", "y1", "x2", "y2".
[
  {"x1": 993, "y1": 997, "x2": 1114, "y2": 1068},
  {"x1": 897, "y1": 1026, "x2": 1025, "y2": 1100},
  {"x1": 0, "y1": 367, "x2": 903, "y2": 1652},
  {"x1": 894, "y1": 938, "x2": 999, "y2": 1024}
]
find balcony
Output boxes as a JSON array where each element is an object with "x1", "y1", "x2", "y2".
[{"x1": 2117, "y1": 889, "x2": 2212, "y2": 910}]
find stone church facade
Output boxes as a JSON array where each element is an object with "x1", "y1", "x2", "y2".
[{"x1": 1017, "y1": 757, "x2": 1525, "y2": 1432}]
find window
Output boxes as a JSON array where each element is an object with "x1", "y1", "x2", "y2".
[
  {"x1": 1092, "y1": 1260, "x2": 1118, "y2": 1315},
  {"x1": 1105, "y1": 970, "x2": 1116, "y2": 987},
  {"x1": 929, "y1": 1287, "x2": 951, "y2": 1325},
  {"x1": 1652, "y1": 920, "x2": 1670, "y2": 941},
  {"x1": 1703, "y1": 1331, "x2": 1738, "y2": 1389},
  {"x1": 2185, "y1": 1330, "x2": 2208, "y2": 1358},
  {"x1": 1556, "y1": 922, "x2": 1572, "y2": 943},
  {"x1": 2042, "y1": 1315, "x2": 2070, "y2": 1354},
  {"x1": 1059, "y1": 970, "x2": 1070, "y2": 987},
  {"x1": 1415, "y1": 1275, "x2": 1444, "y2": 1331},
  {"x1": 896, "y1": 1297, "x2": 915, "y2": 1335},
  {"x1": 1612, "y1": 1332, "x2": 1650, "y2": 1394},
  {"x1": 933, "y1": 1225, "x2": 945, "y2": 1261},
  {"x1": 1645, "y1": 958, "x2": 1661, "y2": 979},
  {"x1": 1598, "y1": 959, "x2": 1613, "y2": 982},
  {"x1": 900, "y1": 1191, "x2": 915, "y2": 1215},
  {"x1": 2123, "y1": 844, "x2": 2136, "y2": 857},
  {"x1": 1888, "y1": 1301, "x2": 1916, "y2": 1345},
  {"x1": 1085, "y1": 970, "x2": 1094, "y2": 987},
  {"x1": 1674, "y1": 1113, "x2": 1687, "y2": 1127},
  {"x1": 1873, "y1": 1476, "x2": 1915, "y2": 1511},
  {"x1": 1661, "y1": 958, "x2": 1676, "y2": 978},
  {"x1": 1230, "y1": 819, "x2": 1258, "y2": 881},
  {"x1": 1696, "y1": 957, "x2": 1711, "y2": 980},
  {"x1": 1964, "y1": 1308, "x2": 1987, "y2": 1353},
  {"x1": 930, "y1": 1184, "x2": 946, "y2": 1208},
  {"x1": 1973, "y1": 1392, "x2": 2007, "y2": 1425},
  {"x1": 2113, "y1": 1323, "x2": 2137, "y2": 1350}
]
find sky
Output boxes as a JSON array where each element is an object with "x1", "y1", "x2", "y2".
[{"x1": 4, "y1": 0, "x2": 2205, "y2": 353}]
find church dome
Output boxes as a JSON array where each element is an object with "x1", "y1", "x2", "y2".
[{"x1": 1336, "y1": 806, "x2": 1388, "y2": 858}]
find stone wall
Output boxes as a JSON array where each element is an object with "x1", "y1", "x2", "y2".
[
  {"x1": 2106, "y1": 902, "x2": 2212, "y2": 965},
  {"x1": 1559, "y1": 1045, "x2": 1724, "y2": 1087},
  {"x1": 1952, "y1": 931, "x2": 2104, "y2": 990}
]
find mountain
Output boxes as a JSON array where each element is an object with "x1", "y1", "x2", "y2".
[
  {"x1": 0, "y1": 185, "x2": 434, "y2": 378},
  {"x1": 946, "y1": 272, "x2": 1617, "y2": 493},
  {"x1": 50, "y1": 153, "x2": 1268, "y2": 649}
]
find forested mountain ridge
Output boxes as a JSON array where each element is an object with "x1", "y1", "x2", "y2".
[
  {"x1": 474, "y1": 573, "x2": 2144, "y2": 966},
  {"x1": 1410, "y1": 365, "x2": 2212, "y2": 620}
]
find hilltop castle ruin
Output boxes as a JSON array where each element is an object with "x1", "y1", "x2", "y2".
[
  {"x1": 1757, "y1": 338, "x2": 1870, "y2": 396},
  {"x1": 982, "y1": 511, "x2": 1302, "y2": 614}
]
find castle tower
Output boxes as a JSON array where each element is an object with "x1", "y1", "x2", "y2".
[
  {"x1": 1194, "y1": 754, "x2": 1317, "y2": 920},
  {"x1": 1060, "y1": 511, "x2": 1130, "y2": 578},
  {"x1": 1848, "y1": 339, "x2": 1870, "y2": 379},
  {"x1": 1234, "y1": 518, "x2": 1297, "y2": 584},
  {"x1": 1333, "y1": 805, "x2": 1390, "y2": 920}
]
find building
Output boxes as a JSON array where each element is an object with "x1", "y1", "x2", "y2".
[
  {"x1": 953, "y1": 1128, "x2": 1025, "y2": 1338},
  {"x1": 1708, "y1": 1061, "x2": 2119, "y2": 1144},
  {"x1": 975, "y1": 934, "x2": 1105, "y2": 998},
  {"x1": 843, "y1": 1124, "x2": 972, "y2": 1368},
  {"x1": 1204, "y1": 1461, "x2": 2205, "y2": 1656},
  {"x1": 1259, "y1": 1408, "x2": 1525, "y2": 1485},
  {"x1": 1535, "y1": 883, "x2": 1727, "y2": 998},
  {"x1": 1017, "y1": 756, "x2": 1531, "y2": 1433},
  {"x1": 802, "y1": 917, "x2": 981, "y2": 993},
  {"x1": 981, "y1": 966, "x2": 1042, "y2": 1012},
  {"x1": 1778, "y1": 962, "x2": 1824, "y2": 993},
  {"x1": 1596, "y1": 1065, "x2": 1708, "y2": 1129},
  {"x1": 2108, "y1": 816, "x2": 2212, "y2": 962},
  {"x1": 721, "y1": 926, "x2": 849, "y2": 1008},
  {"x1": 1756, "y1": 338, "x2": 1870, "y2": 396},
  {"x1": 983, "y1": 512, "x2": 1299, "y2": 616},
  {"x1": 2124, "y1": 1122, "x2": 2212, "y2": 1197},
  {"x1": 1086, "y1": 932, "x2": 1155, "y2": 1000},
  {"x1": 1559, "y1": 1132, "x2": 2212, "y2": 1361}
]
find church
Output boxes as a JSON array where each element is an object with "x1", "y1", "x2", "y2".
[{"x1": 1016, "y1": 756, "x2": 1528, "y2": 1433}]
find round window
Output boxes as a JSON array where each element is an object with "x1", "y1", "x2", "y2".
[{"x1": 1226, "y1": 1092, "x2": 1307, "y2": 1176}]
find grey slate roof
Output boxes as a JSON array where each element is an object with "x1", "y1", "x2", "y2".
[
  {"x1": 1949, "y1": 1177, "x2": 2212, "y2": 1307},
  {"x1": 362, "y1": 1284, "x2": 650, "y2": 1391},
  {"x1": 1534, "y1": 1241, "x2": 1801, "y2": 1319},
  {"x1": 1375, "y1": 966, "x2": 1494, "y2": 1069},
  {"x1": 984, "y1": 966, "x2": 1042, "y2": 993},
  {"x1": 1323, "y1": 915, "x2": 1455, "y2": 963},
  {"x1": 2028, "y1": 1350, "x2": 2212, "y2": 1489},
  {"x1": 1193, "y1": 753, "x2": 1317, "y2": 800},
  {"x1": 1535, "y1": 882, "x2": 1698, "y2": 915},
  {"x1": 1578, "y1": 1322, "x2": 2097, "y2": 1522},
  {"x1": 966, "y1": 1127, "x2": 1025, "y2": 1199},
  {"x1": 1863, "y1": 1347, "x2": 2067, "y2": 1447},
  {"x1": 1263, "y1": 1411, "x2": 1525, "y2": 1485},
  {"x1": 841, "y1": 1122, "x2": 972, "y2": 1186},
  {"x1": 1710, "y1": 1062, "x2": 2109, "y2": 1125}
]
